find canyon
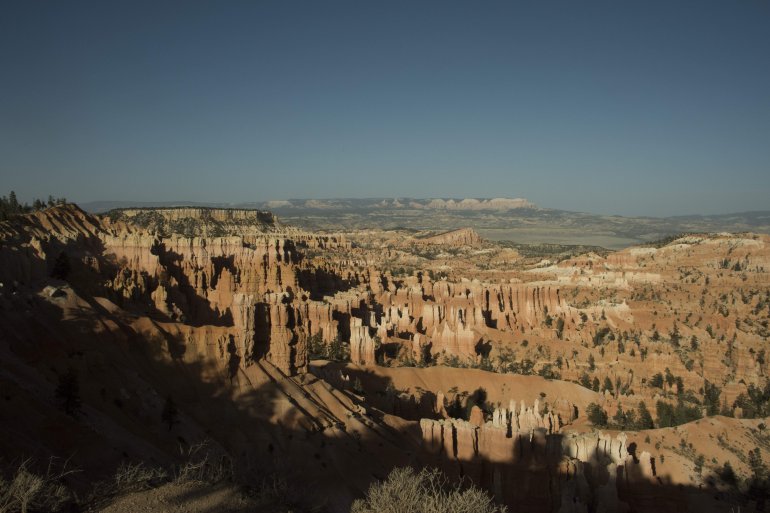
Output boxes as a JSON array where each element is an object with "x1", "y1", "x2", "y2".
[{"x1": 1, "y1": 204, "x2": 769, "y2": 512}]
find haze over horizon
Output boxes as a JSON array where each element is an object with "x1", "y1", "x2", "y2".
[
  {"x1": 76, "y1": 196, "x2": 769, "y2": 220},
  {"x1": 2, "y1": 1, "x2": 769, "y2": 217}
]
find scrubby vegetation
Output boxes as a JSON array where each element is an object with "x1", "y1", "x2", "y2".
[
  {"x1": 0, "y1": 458, "x2": 75, "y2": 513},
  {"x1": 1, "y1": 442, "x2": 300, "y2": 513},
  {"x1": 351, "y1": 466, "x2": 507, "y2": 513}
]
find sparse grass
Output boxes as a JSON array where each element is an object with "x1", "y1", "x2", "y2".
[
  {"x1": 717, "y1": 435, "x2": 749, "y2": 465},
  {"x1": 87, "y1": 460, "x2": 170, "y2": 508},
  {"x1": 85, "y1": 440, "x2": 236, "y2": 509},
  {"x1": 0, "y1": 458, "x2": 77, "y2": 513},
  {"x1": 173, "y1": 441, "x2": 234, "y2": 484},
  {"x1": 82, "y1": 441, "x2": 305, "y2": 512},
  {"x1": 113, "y1": 462, "x2": 168, "y2": 493}
]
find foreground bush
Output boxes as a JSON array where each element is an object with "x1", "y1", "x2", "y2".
[
  {"x1": 0, "y1": 459, "x2": 74, "y2": 513},
  {"x1": 351, "y1": 466, "x2": 506, "y2": 513}
]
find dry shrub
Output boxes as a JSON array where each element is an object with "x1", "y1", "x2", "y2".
[
  {"x1": 112, "y1": 462, "x2": 168, "y2": 493},
  {"x1": 173, "y1": 440, "x2": 233, "y2": 484},
  {"x1": 87, "y1": 461, "x2": 168, "y2": 506},
  {"x1": 247, "y1": 475, "x2": 300, "y2": 512},
  {"x1": 0, "y1": 458, "x2": 76, "y2": 513},
  {"x1": 351, "y1": 466, "x2": 506, "y2": 513}
]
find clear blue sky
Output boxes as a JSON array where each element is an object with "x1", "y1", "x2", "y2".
[{"x1": 1, "y1": 1, "x2": 768, "y2": 216}]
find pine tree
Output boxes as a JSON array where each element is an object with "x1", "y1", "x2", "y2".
[
  {"x1": 637, "y1": 401, "x2": 655, "y2": 429},
  {"x1": 8, "y1": 190, "x2": 18, "y2": 211},
  {"x1": 55, "y1": 368, "x2": 82, "y2": 418},
  {"x1": 352, "y1": 377, "x2": 365, "y2": 395},
  {"x1": 586, "y1": 403, "x2": 608, "y2": 427},
  {"x1": 718, "y1": 461, "x2": 737, "y2": 486},
  {"x1": 555, "y1": 317, "x2": 565, "y2": 339},
  {"x1": 703, "y1": 380, "x2": 721, "y2": 416},
  {"x1": 749, "y1": 447, "x2": 766, "y2": 482},
  {"x1": 161, "y1": 395, "x2": 179, "y2": 431},
  {"x1": 51, "y1": 251, "x2": 71, "y2": 280},
  {"x1": 612, "y1": 406, "x2": 626, "y2": 428}
]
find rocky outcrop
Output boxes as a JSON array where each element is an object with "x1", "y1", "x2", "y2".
[
  {"x1": 357, "y1": 278, "x2": 572, "y2": 361},
  {"x1": 0, "y1": 205, "x2": 346, "y2": 377},
  {"x1": 418, "y1": 227, "x2": 483, "y2": 246},
  {"x1": 349, "y1": 318, "x2": 376, "y2": 366},
  {"x1": 104, "y1": 207, "x2": 282, "y2": 237},
  {"x1": 419, "y1": 417, "x2": 639, "y2": 513}
]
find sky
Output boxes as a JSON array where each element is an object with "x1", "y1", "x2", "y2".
[{"x1": 1, "y1": 1, "x2": 769, "y2": 217}]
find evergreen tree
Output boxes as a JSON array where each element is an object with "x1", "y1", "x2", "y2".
[
  {"x1": 636, "y1": 401, "x2": 655, "y2": 429},
  {"x1": 612, "y1": 406, "x2": 626, "y2": 428},
  {"x1": 51, "y1": 251, "x2": 71, "y2": 280},
  {"x1": 586, "y1": 403, "x2": 608, "y2": 427},
  {"x1": 603, "y1": 377, "x2": 614, "y2": 394},
  {"x1": 555, "y1": 317, "x2": 565, "y2": 339},
  {"x1": 656, "y1": 401, "x2": 675, "y2": 428},
  {"x1": 718, "y1": 461, "x2": 737, "y2": 486},
  {"x1": 55, "y1": 368, "x2": 82, "y2": 418},
  {"x1": 749, "y1": 447, "x2": 766, "y2": 482},
  {"x1": 8, "y1": 190, "x2": 18, "y2": 211},
  {"x1": 161, "y1": 395, "x2": 179, "y2": 431},
  {"x1": 703, "y1": 380, "x2": 721, "y2": 416},
  {"x1": 0, "y1": 191, "x2": 58, "y2": 219}
]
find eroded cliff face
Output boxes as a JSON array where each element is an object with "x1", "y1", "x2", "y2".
[
  {"x1": 365, "y1": 278, "x2": 570, "y2": 361},
  {"x1": 419, "y1": 418, "x2": 640, "y2": 512},
  {"x1": 418, "y1": 227, "x2": 483, "y2": 246},
  {"x1": 0, "y1": 205, "x2": 342, "y2": 375},
  {"x1": 103, "y1": 207, "x2": 283, "y2": 237},
  {"x1": 104, "y1": 218, "x2": 359, "y2": 374}
]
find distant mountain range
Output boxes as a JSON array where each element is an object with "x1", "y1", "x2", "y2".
[
  {"x1": 82, "y1": 198, "x2": 770, "y2": 249},
  {"x1": 83, "y1": 197, "x2": 536, "y2": 212}
]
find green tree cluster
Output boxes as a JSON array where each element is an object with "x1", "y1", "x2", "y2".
[
  {"x1": 588, "y1": 401, "x2": 655, "y2": 430},
  {"x1": 308, "y1": 332, "x2": 350, "y2": 362},
  {"x1": 655, "y1": 399, "x2": 701, "y2": 427},
  {"x1": 0, "y1": 191, "x2": 66, "y2": 221},
  {"x1": 733, "y1": 382, "x2": 770, "y2": 418}
]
